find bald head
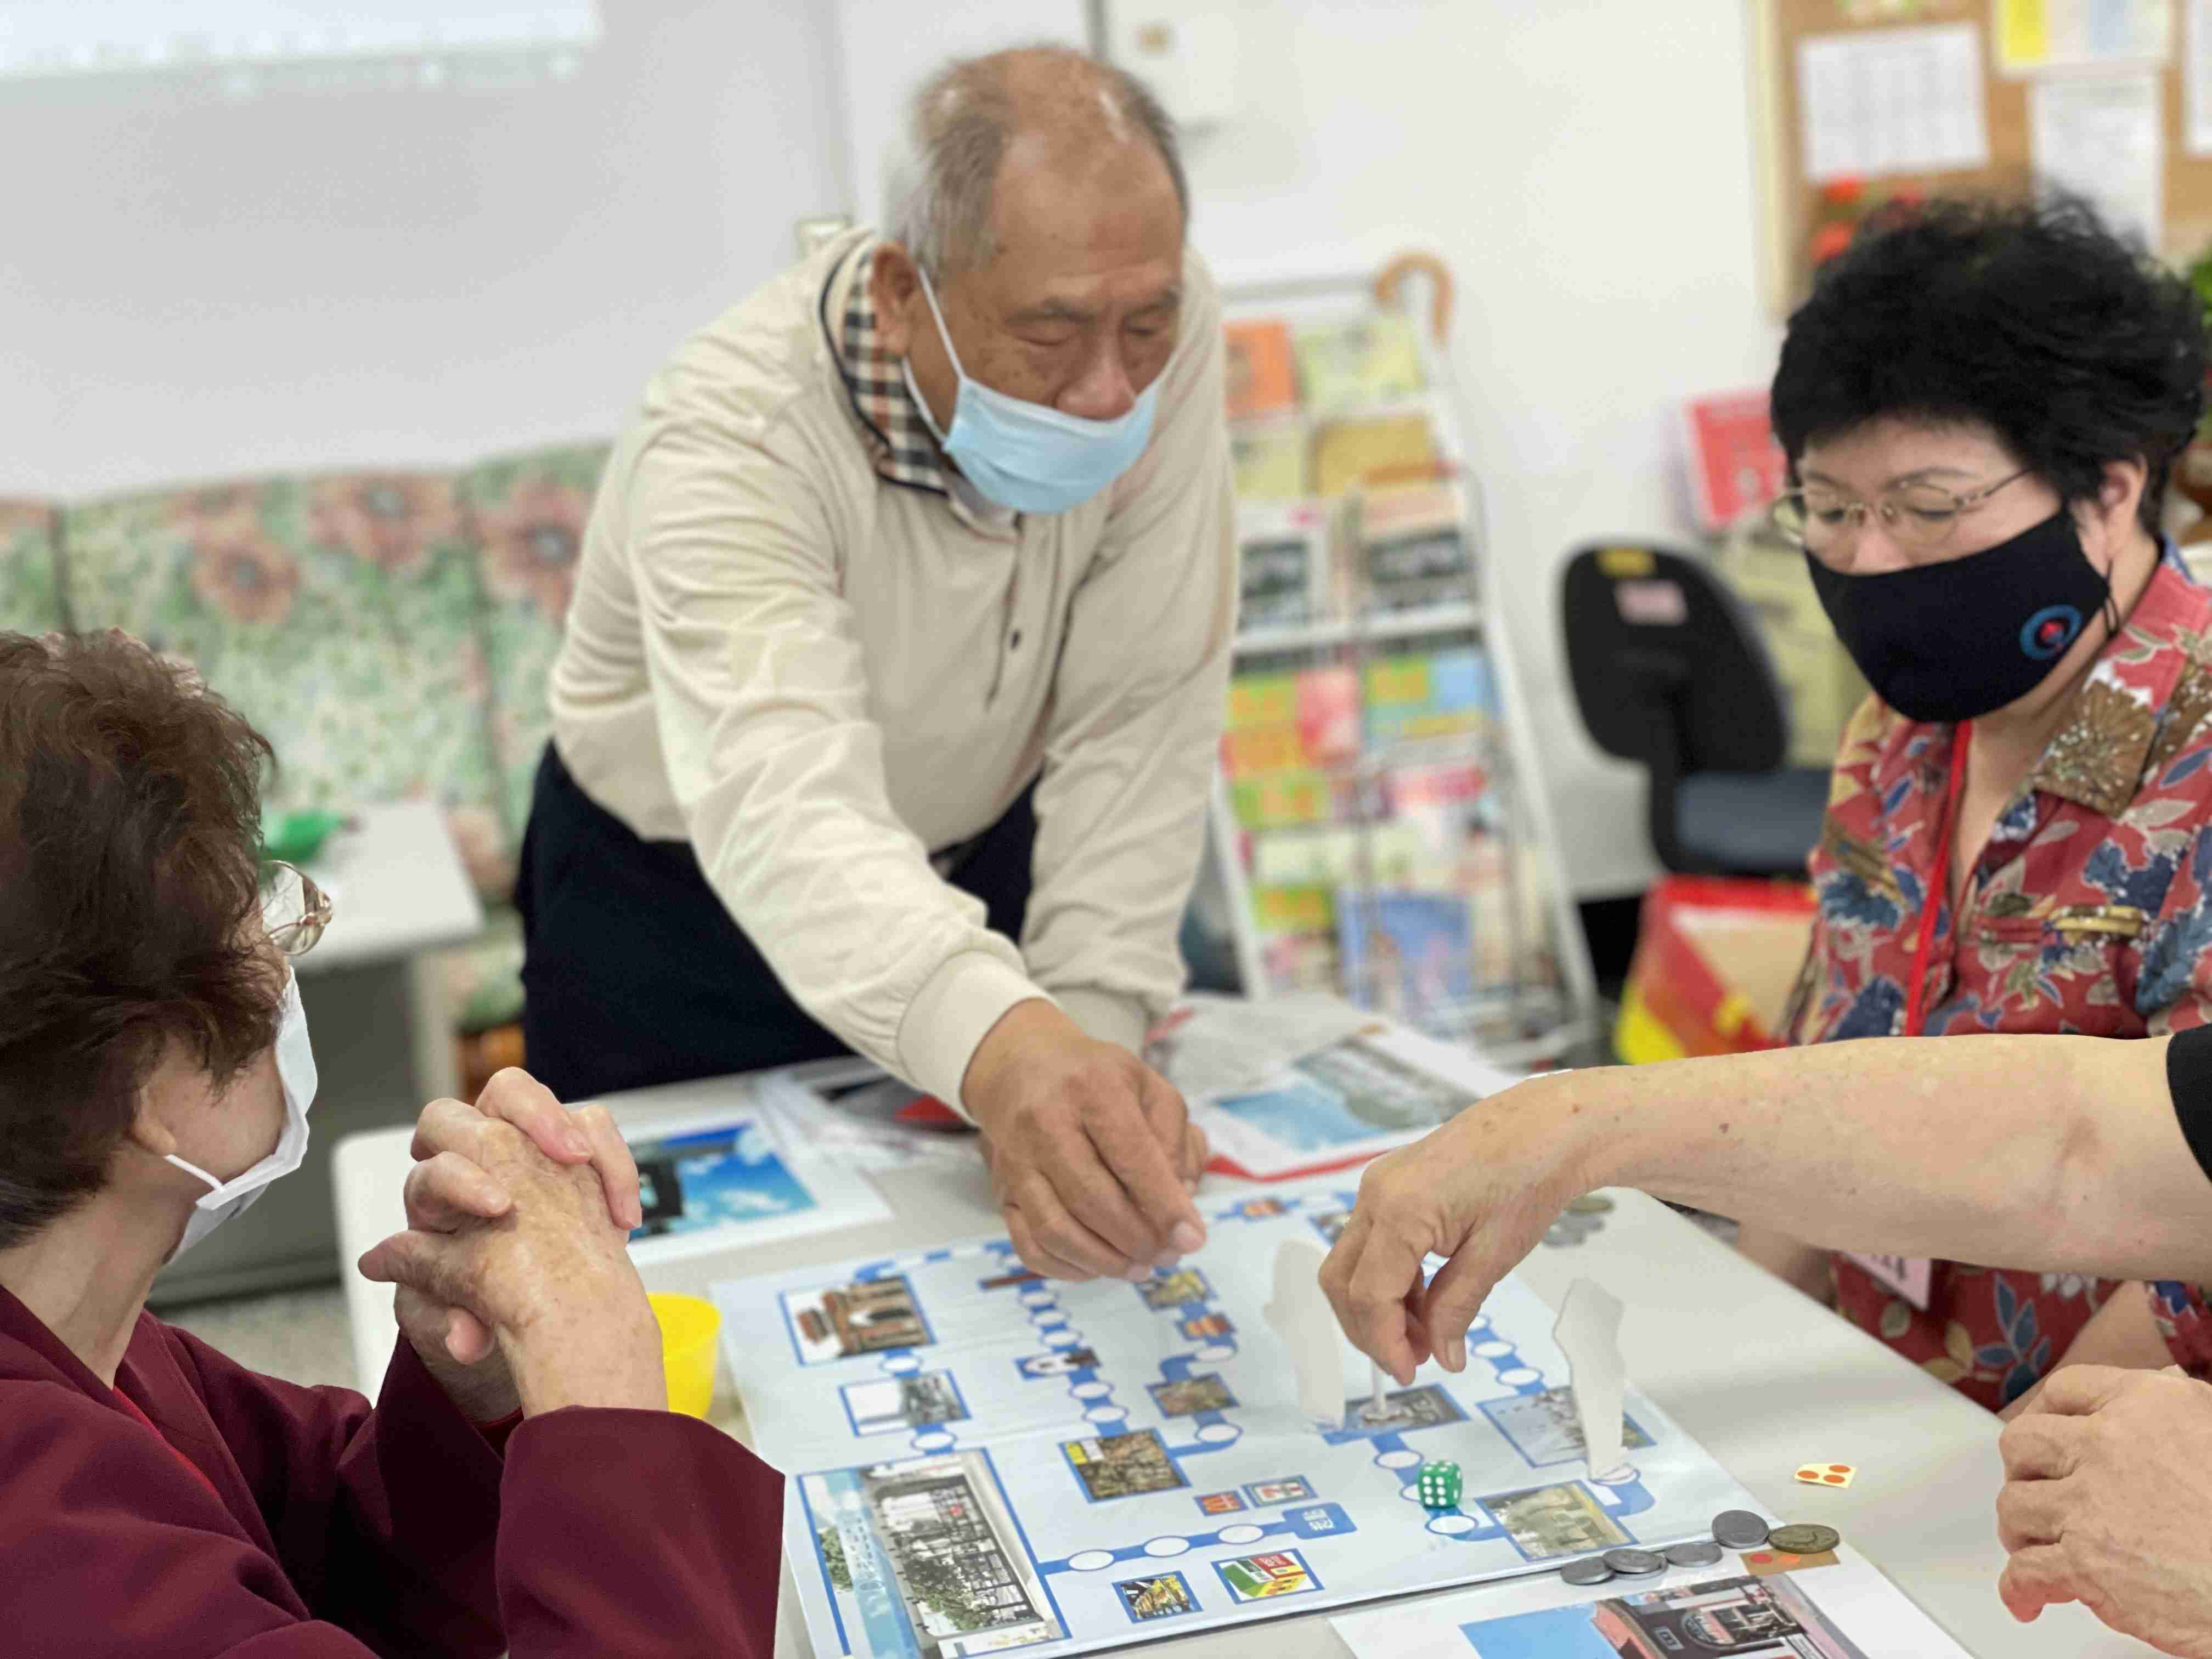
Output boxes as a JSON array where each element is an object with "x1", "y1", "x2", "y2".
[{"x1": 886, "y1": 44, "x2": 1188, "y2": 279}]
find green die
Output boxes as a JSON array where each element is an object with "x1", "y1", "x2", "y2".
[{"x1": 1416, "y1": 1460, "x2": 1462, "y2": 1510}]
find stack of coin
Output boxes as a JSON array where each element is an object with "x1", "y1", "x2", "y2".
[
  {"x1": 1711, "y1": 1509, "x2": 1771, "y2": 1550},
  {"x1": 1664, "y1": 1540, "x2": 1724, "y2": 1567},
  {"x1": 1560, "y1": 1555, "x2": 1615, "y2": 1587},
  {"x1": 1602, "y1": 1547, "x2": 1666, "y2": 1578}
]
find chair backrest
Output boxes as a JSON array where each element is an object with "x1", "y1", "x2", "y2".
[
  {"x1": 1559, "y1": 543, "x2": 1789, "y2": 776},
  {"x1": 0, "y1": 501, "x2": 66, "y2": 635}
]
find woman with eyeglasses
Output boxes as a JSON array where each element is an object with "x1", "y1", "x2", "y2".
[
  {"x1": 1728, "y1": 195, "x2": 2212, "y2": 1412},
  {"x1": 0, "y1": 631, "x2": 778, "y2": 1655},
  {"x1": 1278, "y1": 195, "x2": 2212, "y2": 1415}
]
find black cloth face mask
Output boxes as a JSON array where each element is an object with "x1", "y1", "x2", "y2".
[{"x1": 1803, "y1": 509, "x2": 2114, "y2": 724}]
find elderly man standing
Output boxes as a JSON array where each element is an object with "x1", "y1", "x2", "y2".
[{"x1": 518, "y1": 46, "x2": 1234, "y2": 1283}]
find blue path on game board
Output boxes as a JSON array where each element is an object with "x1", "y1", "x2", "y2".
[{"x1": 1033, "y1": 1502, "x2": 1358, "y2": 1575}]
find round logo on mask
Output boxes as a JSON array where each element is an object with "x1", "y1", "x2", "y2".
[{"x1": 2019, "y1": 605, "x2": 2084, "y2": 662}]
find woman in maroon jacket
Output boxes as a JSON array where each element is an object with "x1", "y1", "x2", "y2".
[{"x1": 0, "y1": 630, "x2": 781, "y2": 1656}]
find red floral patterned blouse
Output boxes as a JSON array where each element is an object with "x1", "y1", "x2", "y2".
[{"x1": 1787, "y1": 552, "x2": 2212, "y2": 1410}]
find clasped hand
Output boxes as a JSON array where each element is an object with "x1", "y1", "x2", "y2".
[{"x1": 357, "y1": 1068, "x2": 666, "y2": 1420}]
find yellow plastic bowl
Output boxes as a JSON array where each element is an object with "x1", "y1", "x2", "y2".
[{"x1": 650, "y1": 1292, "x2": 721, "y2": 1418}]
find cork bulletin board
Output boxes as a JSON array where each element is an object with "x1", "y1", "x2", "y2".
[{"x1": 1751, "y1": 0, "x2": 2212, "y2": 311}]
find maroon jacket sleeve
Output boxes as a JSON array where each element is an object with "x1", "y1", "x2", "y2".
[{"x1": 496, "y1": 1406, "x2": 785, "y2": 1657}]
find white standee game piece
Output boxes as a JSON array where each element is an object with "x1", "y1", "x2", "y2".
[
  {"x1": 1263, "y1": 1238, "x2": 1348, "y2": 1428},
  {"x1": 1553, "y1": 1277, "x2": 1630, "y2": 1483}
]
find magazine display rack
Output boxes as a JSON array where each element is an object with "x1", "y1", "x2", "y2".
[{"x1": 1207, "y1": 255, "x2": 1597, "y2": 1068}]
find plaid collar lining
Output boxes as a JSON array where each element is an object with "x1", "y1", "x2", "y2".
[{"x1": 822, "y1": 240, "x2": 953, "y2": 499}]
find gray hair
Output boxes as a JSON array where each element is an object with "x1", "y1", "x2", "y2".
[{"x1": 882, "y1": 44, "x2": 1188, "y2": 278}]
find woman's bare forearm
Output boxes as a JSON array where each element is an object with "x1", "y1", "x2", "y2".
[{"x1": 1557, "y1": 1035, "x2": 2212, "y2": 1283}]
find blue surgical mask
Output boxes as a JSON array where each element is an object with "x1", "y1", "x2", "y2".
[
  {"x1": 901, "y1": 264, "x2": 1160, "y2": 514},
  {"x1": 165, "y1": 972, "x2": 318, "y2": 1257}
]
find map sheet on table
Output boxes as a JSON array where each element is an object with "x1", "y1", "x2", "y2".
[{"x1": 713, "y1": 1175, "x2": 1758, "y2": 1658}]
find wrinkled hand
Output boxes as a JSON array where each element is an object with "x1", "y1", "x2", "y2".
[
  {"x1": 1321, "y1": 1074, "x2": 1589, "y2": 1385},
  {"x1": 1997, "y1": 1365, "x2": 2212, "y2": 1655},
  {"x1": 358, "y1": 1078, "x2": 664, "y2": 1418},
  {"x1": 965, "y1": 1001, "x2": 1208, "y2": 1282},
  {"x1": 399, "y1": 1068, "x2": 644, "y2": 1377}
]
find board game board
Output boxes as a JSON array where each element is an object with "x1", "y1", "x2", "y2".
[{"x1": 714, "y1": 1176, "x2": 1759, "y2": 1657}]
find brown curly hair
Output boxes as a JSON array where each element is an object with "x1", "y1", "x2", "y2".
[{"x1": 0, "y1": 631, "x2": 279, "y2": 1246}]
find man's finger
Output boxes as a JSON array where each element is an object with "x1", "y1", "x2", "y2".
[
  {"x1": 568, "y1": 1101, "x2": 646, "y2": 1233},
  {"x1": 474, "y1": 1066, "x2": 592, "y2": 1163},
  {"x1": 1081, "y1": 1082, "x2": 1201, "y2": 1260},
  {"x1": 1005, "y1": 1201, "x2": 1096, "y2": 1283},
  {"x1": 1033, "y1": 1114, "x2": 1159, "y2": 1268},
  {"x1": 1419, "y1": 1247, "x2": 1502, "y2": 1374},
  {"x1": 402, "y1": 1151, "x2": 512, "y2": 1231},
  {"x1": 1179, "y1": 1122, "x2": 1209, "y2": 1192},
  {"x1": 1995, "y1": 1474, "x2": 2075, "y2": 1552},
  {"x1": 1131, "y1": 1068, "x2": 1207, "y2": 1249},
  {"x1": 1998, "y1": 1545, "x2": 2078, "y2": 1623},
  {"x1": 1015, "y1": 1172, "x2": 1146, "y2": 1282},
  {"x1": 1998, "y1": 1414, "x2": 2089, "y2": 1482}
]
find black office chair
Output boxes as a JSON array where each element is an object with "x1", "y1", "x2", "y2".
[{"x1": 1560, "y1": 544, "x2": 1830, "y2": 878}]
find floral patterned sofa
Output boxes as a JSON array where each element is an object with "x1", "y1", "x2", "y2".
[{"x1": 2, "y1": 445, "x2": 609, "y2": 1082}]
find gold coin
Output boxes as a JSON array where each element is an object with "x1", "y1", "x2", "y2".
[{"x1": 1769, "y1": 1523, "x2": 1840, "y2": 1555}]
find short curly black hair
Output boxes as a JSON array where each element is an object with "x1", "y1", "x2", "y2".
[{"x1": 1771, "y1": 195, "x2": 2207, "y2": 536}]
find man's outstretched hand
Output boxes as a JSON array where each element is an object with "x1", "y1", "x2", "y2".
[{"x1": 966, "y1": 1001, "x2": 1208, "y2": 1282}]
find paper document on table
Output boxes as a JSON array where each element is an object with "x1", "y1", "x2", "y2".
[
  {"x1": 1193, "y1": 1018, "x2": 1523, "y2": 1182},
  {"x1": 757, "y1": 1069, "x2": 980, "y2": 1172},
  {"x1": 1150, "y1": 993, "x2": 1380, "y2": 1101},
  {"x1": 1996, "y1": 0, "x2": 2171, "y2": 74},
  {"x1": 1331, "y1": 1545, "x2": 1970, "y2": 1658},
  {"x1": 2031, "y1": 70, "x2": 2165, "y2": 246},
  {"x1": 619, "y1": 1094, "x2": 892, "y2": 1265},
  {"x1": 1796, "y1": 24, "x2": 1988, "y2": 183}
]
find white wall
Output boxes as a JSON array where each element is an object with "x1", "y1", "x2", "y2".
[
  {"x1": 2, "y1": 0, "x2": 1779, "y2": 899},
  {"x1": 0, "y1": 1, "x2": 847, "y2": 496},
  {"x1": 1152, "y1": 0, "x2": 1786, "y2": 897}
]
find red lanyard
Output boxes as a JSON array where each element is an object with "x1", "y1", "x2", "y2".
[{"x1": 1903, "y1": 721, "x2": 1971, "y2": 1037}]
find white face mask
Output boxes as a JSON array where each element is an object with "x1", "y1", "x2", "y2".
[{"x1": 165, "y1": 972, "x2": 318, "y2": 1256}]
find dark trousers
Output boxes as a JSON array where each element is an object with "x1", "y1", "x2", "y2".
[{"x1": 516, "y1": 743, "x2": 1035, "y2": 1103}]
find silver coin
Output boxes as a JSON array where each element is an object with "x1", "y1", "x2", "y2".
[
  {"x1": 1567, "y1": 1194, "x2": 1616, "y2": 1215},
  {"x1": 1664, "y1": 1540, "x2": 1724, "y2": 1567},
  {"x1": 1560, "y1": 1555, "x2": 1615, "y2": 1586},
  {"x1": 1602, "y1": 1547, "x2": 1666, "y2": 1577},
  {"x1": 1711, "y1": 1509, "x2": 1770, "y2": 1550}
]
